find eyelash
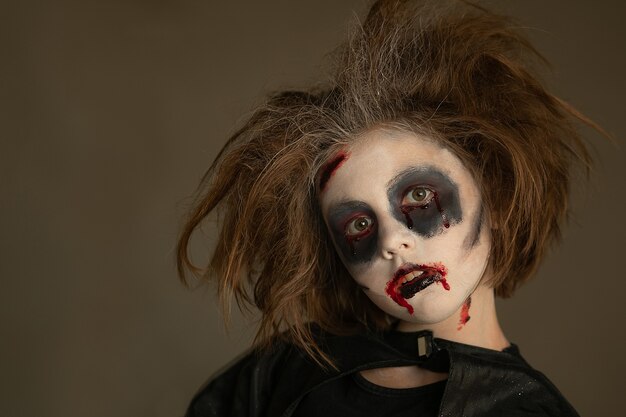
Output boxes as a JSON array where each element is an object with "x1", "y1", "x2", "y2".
[{"x1": 401, "y1": 185, "x2": 435, "y2": 208}]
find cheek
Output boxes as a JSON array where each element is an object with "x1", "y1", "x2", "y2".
[
  {"x1": 463, "y1": 204, "x2": 484, "y2": 249},
  {"x1": 446, "y1": 228, "x2": 491, "y2": 284},
  {"x1": 330, "y1": 228, "x2": 379, "y2": 264},
  {"x1": 344, "y1": 263, "x2": 379, "y2": 291}
]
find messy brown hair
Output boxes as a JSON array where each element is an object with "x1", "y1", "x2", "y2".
[{"x1": 177, "y1": 0, "x2": 602, "y2": 364}]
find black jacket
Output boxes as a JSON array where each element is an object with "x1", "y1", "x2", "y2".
[{"x1": 186, "y1": 329, "x2": 579, "y2": 417}]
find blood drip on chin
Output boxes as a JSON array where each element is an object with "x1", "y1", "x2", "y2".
[
  {"x1": 386, "y1": 286, "x2": 415, "y2": 315},
  {"x1": 439, "y1": 277, "x2": 450, "y2": 290},
  {"x1": 457, "y1": 296, "x2": 472, "y2": 330}
]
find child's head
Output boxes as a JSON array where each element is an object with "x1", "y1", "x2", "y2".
[
  {"x1": 178, "y1": 0, "x2": 596, "y2": 360},
  {"x1": 318, "y1": 129, "x2": 491, "y2": 326}
]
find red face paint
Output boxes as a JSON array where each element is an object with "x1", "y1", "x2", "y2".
[
  {"x1": 346, "y1": 236, "x2": 358, "y2": 256},
  {"x1": 318, "y1": 151, "x2": 350, "y2": 192},
  {"x1": 385, "y1": 262, "x2": 449, "y2": 315},
  {"x1": 439, "y1": 277, "x2": 450, "y2": 290},
  {"x1": 341, "y1": 212, "x2": 374, "y2": 257},
  {"x1": 400, "y1": 190, "x2": 450, "y2": 230},
  {"x1": 457, "y1": 296, "x2": 471, "y2": 330},
  {"x1": 433, "y1": 192, "x2": 450, "y2": 228},
  {"x1": 399, "y1": 204, "x2": 426, "y2": 230}
]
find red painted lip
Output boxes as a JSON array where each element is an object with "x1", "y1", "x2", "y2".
[{"x1": 385, "y1": 262, "x2": 449, "y2": 315}]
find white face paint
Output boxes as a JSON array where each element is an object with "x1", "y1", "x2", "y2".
[{"x1": 319, "y1": 129, "x2": 491, "y2": 325}]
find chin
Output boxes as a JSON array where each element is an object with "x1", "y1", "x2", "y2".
[
  {"x1": 369, "y1": 293, "x2": 463, "y2": 326},
  {"x1": 402, "y1": 306, "x2": 456, "y2": 325}
]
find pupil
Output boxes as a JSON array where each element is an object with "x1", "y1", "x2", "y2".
[
  {"x1": 413, "y1": 188, "x2": 426, "y2": 200},
  {"x1": 356, "y1": 218, "x2": 367, "y2": 230}
]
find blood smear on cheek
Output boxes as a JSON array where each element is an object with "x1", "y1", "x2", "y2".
[{"x1": 457, "y1": 296, "x2": 471, "y2": 330}]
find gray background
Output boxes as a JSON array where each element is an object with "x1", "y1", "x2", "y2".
[{"x1": 1, "y1": 1, "x2": 624, "y2": 416}]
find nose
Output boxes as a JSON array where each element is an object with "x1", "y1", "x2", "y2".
[{"x1": 378, "y1": 216, "x2": 415, "y2": 260}]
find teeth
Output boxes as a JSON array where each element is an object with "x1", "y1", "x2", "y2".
[{"x1": 401, "y1": 270, "x2": 423, "y2": 284}]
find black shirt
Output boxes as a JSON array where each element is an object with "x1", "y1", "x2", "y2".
[
  {"x1": 294, "y1": 330, "x2": 449, "y2": 417},
  {"x1": 186, "y1": 328, "x2": 580, "y2": 417},
  {"x1": 294, "y1": 371, "x2": 446, "y2": 417}
]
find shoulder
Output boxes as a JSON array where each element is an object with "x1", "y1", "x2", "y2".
[
  {"x1": 438, "y1": 340, "x2": 579, "y2": 417},
  {"x1": 184, "y1": 330, "x2": 339, "y2": 417},
  {"x1": 183, "y1": 327, "x2": 388, "y2": 417},
  {"x1": 185, "y1": 342, "x2": 295, "y2": 417}
]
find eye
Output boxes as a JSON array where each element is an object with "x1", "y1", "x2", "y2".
[
  {"x1": 402, "y1": 186, "x2": 434, "y2": 206},
  {"x1": 345, "y1": 215, "x2": 374, "y2": 237}
]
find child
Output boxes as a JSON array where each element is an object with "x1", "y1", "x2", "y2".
[{"x1": 178, "y1": 1, "x2": 601, "y2": 415}]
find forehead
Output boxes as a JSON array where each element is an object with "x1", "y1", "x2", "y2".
[{"x1": 319, "y1": 130, "x2": 471, "y2": 208}]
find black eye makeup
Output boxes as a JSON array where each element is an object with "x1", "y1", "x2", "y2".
[
  {"x1": 387, "y1": 167, "x2": 462, "y2": 238},
  {"x1": 325, "y1": 166, "x2": 463, "y2": 264},
  {"x1": 398, "y1": 185, "x2": 446, "y2": 230},
  {"x1": 326, "y1": 201, "x2": 378, "y2": 263}
]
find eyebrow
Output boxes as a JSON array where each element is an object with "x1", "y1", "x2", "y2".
[
  {"x1": 326, "y1": 200, "x2": 370, "y2": 219},
  {"x1": 386, "y1": 166, "x2": 452, "y2": 190},
  {"x1": 325, "y1": 166, "x2": 455, "y2": 216}
]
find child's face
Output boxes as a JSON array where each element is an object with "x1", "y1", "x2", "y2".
[{"x1": 319, "y1": 129, "x2": 491, "y2": 324}]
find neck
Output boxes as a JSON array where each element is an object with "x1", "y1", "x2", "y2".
[{"x1": 395, "y1": 285, "x2": 509, "y2": 351}]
